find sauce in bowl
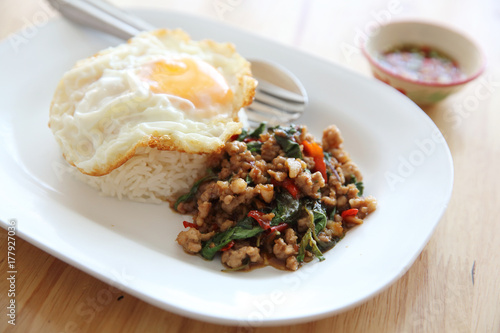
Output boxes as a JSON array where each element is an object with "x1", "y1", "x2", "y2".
[{"x1": 377, "y1": 45, "x2": 466, "y2": 84}]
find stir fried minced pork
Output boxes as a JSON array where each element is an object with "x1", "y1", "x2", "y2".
[{"x1": 174, "y1": 123, "x2": 377, "y2": 271}]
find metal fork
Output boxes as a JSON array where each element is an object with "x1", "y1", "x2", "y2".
[{"x1": 46, "y1": 0, "x2": 308, "y2": 126}]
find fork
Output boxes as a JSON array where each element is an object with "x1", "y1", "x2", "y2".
[{"x1": 46, "y1": 0, "x2": 308, "y2": 126}]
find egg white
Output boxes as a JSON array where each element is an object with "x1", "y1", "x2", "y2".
[{"x1": 49, "y1": 29, "x2": 256, "y2": 176}]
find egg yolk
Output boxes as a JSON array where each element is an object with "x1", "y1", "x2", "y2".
[{"x1": 146, "y1": 58, "x2": 233, "y2": 109}]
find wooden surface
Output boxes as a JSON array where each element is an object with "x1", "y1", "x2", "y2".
[{"x1": 1, "y1": 0, "x2": 499, "y2": 332}]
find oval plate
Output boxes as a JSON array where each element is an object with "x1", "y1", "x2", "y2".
[{"x1": 0, "y1": 10, "x2": 453, "y2": 326}]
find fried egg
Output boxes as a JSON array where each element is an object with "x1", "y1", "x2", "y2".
[{"x1": 49, "y1": 29, "x2": 256, "y2": 176}]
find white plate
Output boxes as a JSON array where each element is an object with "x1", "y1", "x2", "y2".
[{"x1": 0, "y1": 10, "x2": 453, "y2": 326}]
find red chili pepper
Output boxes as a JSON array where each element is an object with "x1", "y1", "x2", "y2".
[
  {"x1": 182, "y1": 221, "x2": 199, "y2": 229},
  {"x1": 302, "y1": 140, "x2": 321, "y2": 156},
  {"x1": 248, "y1": 210, "x2": 270, "y2": 230},
  {"x1": 269, "y1": 223, "x2": 288, "y2": 233},
  {"x1": 341, "y1": 208, "x2": 359, "y2": 219},
  {"x1": 314, "y1": 156, "x2": 327, "y2": 182},
  {"x1": 271, "y1": 179, "x2": 299, "y2": 199},
  {"x1": 282, "y1": 178, "x2": 299, "y2": 199},
  {"x1": 230, "y1": 134, "x2": 240, "y2": 141},
  {"x1": 301, "y1": 140, "x2": 327, "y2": 181},
  {"x1": 221, "y1": 240, "x2": 235, "y2": 251}
]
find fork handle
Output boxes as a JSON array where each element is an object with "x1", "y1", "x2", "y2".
[{"x1": 47, "y1": 0, "x2": 155, "y2": 40}]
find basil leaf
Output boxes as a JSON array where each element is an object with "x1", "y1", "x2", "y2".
[
  {"x1": 355, "y1": 180, "x2": 364, "y2": 196},
  {"x1": 245, "y1": 173, "x2": 253, "y2": 185},
  {"x1": 329, "y1": 206, "x2": 337, "y2": 220},
  {"x1": 317, "y1": 235, "x2": 342, "y2": 252},
  {"x1": 320, "y1": 206, "x2": 344, "y2": 252},
  {"x1": 174, "y1": 174, "x2": 217, "y2": 211},
  {"x1": 275, "y1": 134, "x2": 302, "y2": 159},
  {"x1": 297, "y1": 218, "x2": 325, "y2": 263},
  {"x1": 304, "y1": 201, "x2": 342, "y2": 254},
  {"x1": 246, "y1": 141, "x2": 262, "y2": 154},
  {"x1": 309, "y1": 237, "x2": 325, "y2": 261},
  {"x1": 237, "y1": 128, "x2": 248, "y2": 141},
  {"x1": 232, "y1": 226, "x2": 263, "y2": 239},
  {"x1": 237, "y1": 123, "x2": 266, "y2": 142},
  {"x1": 200, "y1": 230, "x2": 234, "y2": 260},
  {"x1": 302, "y1": 199, "x2": 327, "y2": 235},
  {"x1": 248, "y1": 122, "x2": 267, "y2": 138},
  {"x1": 347, "y1": 175, "x2": 364, "y2": 196},
  {"x1": 236, "y1": 215, "x2": 254, "y2": 229},
  {"x1": 311, "y1": 201, "x2": 327, "y2": 235},
  {"x1": 271, "y1": 190, "x2": 300, "y2": 226},
  {"x1": 200, "y1": 219, "x2": 264, "y2": 260},
  {"x1": 274, "y1": 124, "x2": 297, "y2": 136},
  {"x1": 297, "y1": 229, "x2": 311, "y2": 262}
]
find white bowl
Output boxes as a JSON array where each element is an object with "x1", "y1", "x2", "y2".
[{"x1": 363, "y1": 20, "x2": 485, "y2": 105}]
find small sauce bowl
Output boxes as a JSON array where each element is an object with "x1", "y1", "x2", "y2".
[{"x1": 362, "y1": 20, "x2": 485, "y2": 106}]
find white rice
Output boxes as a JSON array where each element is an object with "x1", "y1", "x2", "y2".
[{"x1": 72, "y1": 147, "x2": 209, "y2": 204}]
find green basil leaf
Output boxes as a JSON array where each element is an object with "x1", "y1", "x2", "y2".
[
  {"x1": 274, "y1": 124, "x2": 297, "y2": 136},
  {"x1": 317, "y1": 235, "x2": 342, "y2": 252},
  {"x1": 274, "y1": 134, "x2": 302, "y2": 159},
  {"x1": 237, "y1": 122, "x2": 266, "y2": 142},
  {"x1": 245, "y1": 173, "x2": 253, "y2": 185},
  {"x1": 271, "y1": 190, "x2": 300, "y2": 226},
  {"x1": 200, "y1": 219, "x2": 264, "y2": 260},
  {"x1": 232, "y1": 225, "x2": 264, "y2": 239},
  {"x1": 200, "y1": 229, "x2": 235, "y2": 260},
  {"x1": 248, "y1": 122, "x2": 267, "y2": 138},
  {"x1": 355, "y1": 181, "x2": 364, "y2": 196},
  {"x1": 311, "y1": 201, "x2": 327, "y2": 235},
  {"x1": 303, "y1": 199, "x2": 327, "y2": 235},
  {"x1": 237, "y1": 128, "x2": 248, "y2": 141},
  {"x1": 297, "y1": 217, "x2": 326, "y2": 263},
  {"x1": 309, "y1": 237, "x2": 325, "y2": 261},
  {"x1": 297, "y1": 229, "x2": 311, "y2": 262},
  {"x1": 236, "y1": 215, "x2": 254, "y2": 229},
  {"x1": 174, "y1": 174, "x2": 218, "y2": 211},
  {"x1": 329, "y1": 206, "x2": 337, "y2": 220},
  {"x1": 347, "y1": 174, "x2": 364, "y2": 196},
  {"x1": 246, "y1": 141, "x2": 262, "y2": 154}
]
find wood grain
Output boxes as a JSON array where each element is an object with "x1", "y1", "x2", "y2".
[{"x1": 1, "y1": 0, "x2": 500, "y2": 332}]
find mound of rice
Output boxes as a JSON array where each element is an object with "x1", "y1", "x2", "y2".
[{"x1": 72, "y1": 147, "x2": 209, "y2": 204}]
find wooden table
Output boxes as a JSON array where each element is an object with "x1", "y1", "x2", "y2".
[{"x1": 1, "y1": 0, "x2": 499, "y2": 332}]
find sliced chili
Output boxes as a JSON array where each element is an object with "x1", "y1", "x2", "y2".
[
  {"x1": 248, "y1": 210, "x2": 270, "y2": 230},
  {"x1": 302, "y1": 140, "x2": 321, "y2": 156},
  {"x1": 221, "y1": 240, "x2": 235, "y2": 251},
  {"x1": 272, "y1": 178, "x2": 299, "y2": 199},
  {"x1": 269, "y1": 223, "x2": 288, "y2": 233},
  {"x1": 182, "y1": 221, "x2": 199, "y2": 229},
  {"x1": 283, "y1": 178, "x2": 299, "y2": 199},
  {"x1": 341, "y1": 208, "x2": 358, "y2": 219},
  {"x1": 302, "y1": 140, "x2": 327, "y2": 181}
]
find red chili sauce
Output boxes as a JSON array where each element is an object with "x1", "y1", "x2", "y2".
[{"x1": 377, "y1": 45, "x2": 466, "y2": 84}]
